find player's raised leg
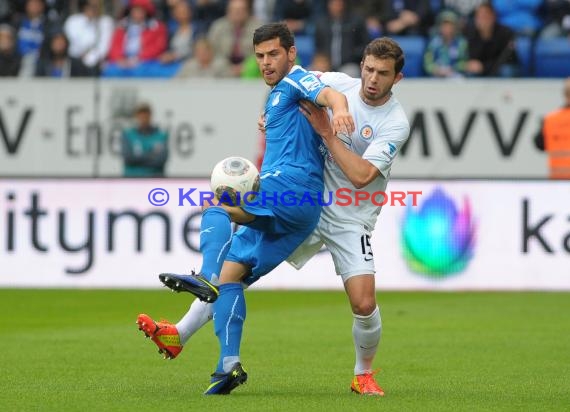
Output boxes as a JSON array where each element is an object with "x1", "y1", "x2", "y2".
[
  {"x1": 176, "y1": 299, "x2": 213, "y2": 343},
  {"x1": 345, "y1": 275, "x2": 385, "y2": 396},
  {"x1": 159, "y1": 206, "x2": 232, "y2": 302}
]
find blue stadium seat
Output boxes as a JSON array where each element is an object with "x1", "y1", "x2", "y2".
[
  {"x1": 295, "y1": 34, "x2": 315, "y2": 67},
  {"x1": 534, "y1": 38, "x2": 570, "y2": 78},
  {"x1": 391, "y1": 36, "x2": 427, "y2": 77},
  {"x1": 515, "y1": 36, "x2": 533, "y2": 76}
]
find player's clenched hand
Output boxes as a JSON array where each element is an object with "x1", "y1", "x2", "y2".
[
  {"x1": 332, "y1": 110, "x2": 355, "y2": 136},
  {"x1": 257, "y1": 114, "x2": 266, "y2": 133},
  {"x1": 299, "y1": 100, "x2": 333, "y2": 140}
]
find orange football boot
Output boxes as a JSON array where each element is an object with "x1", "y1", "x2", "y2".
[
  {"x1": 351, "y1": 370, "x2": 385, "y2": 396},
  {"x1": 136, "y1": 314, "x2": 183, "y2": 359}
]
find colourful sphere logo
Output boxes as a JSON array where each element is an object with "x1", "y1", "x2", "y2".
[{"x1": 401, "y1": 188, "x2": 476, "y2": 277}]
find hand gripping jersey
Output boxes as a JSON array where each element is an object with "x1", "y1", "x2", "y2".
[{"x1": 318, "y1": 72, "x2": 410, "y2": 229}]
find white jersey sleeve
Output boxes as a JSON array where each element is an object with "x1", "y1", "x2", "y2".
[{"x1": 317, "y1": 72, "x2": 359, "y2": 94}]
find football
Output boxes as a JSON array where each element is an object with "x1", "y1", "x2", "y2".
[{"x1": 210, "y1": 156, "x2": 260, "y2": 205}]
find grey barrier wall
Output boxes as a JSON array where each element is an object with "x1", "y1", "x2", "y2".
[{"x1": 0, "y1": 78, "x2": 561, "y2": 178}]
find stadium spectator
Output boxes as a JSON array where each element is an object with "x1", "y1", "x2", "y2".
[
  {"x1": 0, "y1": 1, "x2": 15, "y2": 23},
  {"x1": 383, "y1": 0, "x2": 433, "y2": 36},
  {"x1": 64, "y1": 0, "x2": 114, "y2": 77},
  {"x1": 107, "y1": 0, "x2": 129, "y2": 18},
  {"x1": 2, "y1": 0, "x2": 70, "y2": 25},
  {"x1": 190, "y1": 0, "x2": 226, "y2": 33},
  {"x1": 11, "y1": 0, "x2": 69, "y2": 23},
  {"x1": 153, "y1": 0, "x2": 179, "y2": 22},
  {"x1": 423, "y1": 10, "x2": 468, "y2": 77},
  {"x1": 535, "y1": 78, "x2": 570, "y2": 179},
  {"x1": 104, "y1": 0, "x2": 168, "y2": 77},
  {"x1": 314, "y1": 0, "x2": 369, "y2": 76},
  {"x1": 121, "y1": 102, "x2": 169, "y2": 177},
  {"x1": 272, "y1": 0, "x2": 325, "y2": 35},
  {"x1": 252, "y1": 0, "x2": 276, "y2": 23},
  {"x1": 176, "y1": 36, "x2": 230, "y2": 77},
  {"x1": 352, "y1": 0, "x2": 389, "y2": 38},
  {"x1": 15, "y1": 0, "x2": 55, "y2": 76},
  {"x1": 159, "y1": 0, "x2": 201, "y2": 65},
  {"x1": 439, "y1": 0, "x2": 486, "y2": 30},
  {"x1": 493, "y1": 0, "x2": 544, "y2": 37},
  {"x1": 35, "y1": 30, "x2": 72, "y2": 77},
  {"x1": 0, "y1": 24, "x2": 21, "y2": 76},
  {"x1": 43, "y1": 0, "x2": 70, "y2": 25},
  {"x1": 540, "y1": 0, "x2": 570, "y2": 38},
  {"x1": 207, "y1": 0, "x2": 259, "y2": 77},
  {"x1": 464, "y1": 2, "x2": 519, "y2": 77},
  {"x1": 309, "y1": 51, "x2": 331, "y2": 72}
]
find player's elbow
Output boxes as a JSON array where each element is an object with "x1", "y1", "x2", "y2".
[
  {"x1": 351, "y1": 178, "x2": 368, "y2": 190},
  {"x1": 351, "y1": 166, "x2": 381, "y2": 189},
  {"x1": 352, "y1": 174, "x2": 375, "y2": 189}
]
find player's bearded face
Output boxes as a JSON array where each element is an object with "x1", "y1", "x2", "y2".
[
  {"x1": 360, "y1": 56, "x2": 403, "y2": 106},
  {"x1": 255, "y1": 39, "x2": 296, "y2": 86}
]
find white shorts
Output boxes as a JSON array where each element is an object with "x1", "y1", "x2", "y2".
[{"x1": 287, "y1": 216, "x2": 375, "y2": 283}]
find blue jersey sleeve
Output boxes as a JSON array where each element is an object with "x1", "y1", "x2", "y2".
[{"x1": 283, "y1": 69, "x2": 328, "y2": 104}]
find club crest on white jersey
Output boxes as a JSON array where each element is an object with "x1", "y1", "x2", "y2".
[{"x1": 360, "y1": 125, "x2": 374, "y2": 140}]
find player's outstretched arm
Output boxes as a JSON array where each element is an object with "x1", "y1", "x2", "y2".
[
  {"x1": 315, "y1": 87, "x2": 355, "y2": 136},
  {"x1": 299, "y1": 101, "x2": 380, "y2": 189}
]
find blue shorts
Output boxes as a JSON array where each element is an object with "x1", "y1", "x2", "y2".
[{"x1": 225, "y1": 172, "x2": 322, "y2": 279}]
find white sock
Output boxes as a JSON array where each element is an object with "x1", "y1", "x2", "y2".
[
  {"x1": 223, "y1": 356, "x2": 240, "y2": 373},
  {"x1": 176, "y1": 299, "x2": 213, "y2": 344},
  {"x1": 352, "y1": 305, "x2": 382, "y2": 375}
]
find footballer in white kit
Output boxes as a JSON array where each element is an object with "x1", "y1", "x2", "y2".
[{"x1": 287, "y1": 71, "x2": 410, "y2": 282}]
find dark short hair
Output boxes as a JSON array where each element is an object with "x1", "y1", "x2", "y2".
[
  {"x1": 253, "y1": 22, "x2": 294, "y2": 51},
  {"x1": 78, "y1": 0, "x2": 89, "y2": 11},
  {"x1": 134, "y1": 102, "x2": 151, "y2": 114},
  {"x1": 363, "y1": 37, "x2": 405, "y2": 74},
  {"x1": 477, "y1": 2, "x2": 496, "y2": 15}
]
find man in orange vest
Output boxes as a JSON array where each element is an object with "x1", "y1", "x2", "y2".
[{"x1": 542, "y1": 77, "x2": 570, "y2": 179}]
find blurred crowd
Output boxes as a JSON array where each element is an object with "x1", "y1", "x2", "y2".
[{"x1": 0, "y1": 0, "x2": 568, "y2": 79}]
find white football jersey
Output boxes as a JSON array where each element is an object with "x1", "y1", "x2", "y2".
[{"x1": 318, "y1": 72, "x2": 410, "y2": 229}]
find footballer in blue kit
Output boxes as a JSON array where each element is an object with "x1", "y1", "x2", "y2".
[
  {"x1": 138, "y1": 22, "x2": 355, "y2": 395},
  {"x1": 228, "y1": 66, "x2": 331, "y2": 279}
]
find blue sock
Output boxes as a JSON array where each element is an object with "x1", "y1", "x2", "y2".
[
  {"x1": 213, "y1": 283, "x2": 246, "y2": 373},
  {"x1": 199, "y1": 207, "x2": 232, "y2": 283}
]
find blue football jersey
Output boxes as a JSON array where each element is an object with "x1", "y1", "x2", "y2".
[{"x1": 261, "y1": 66, "x2": 328, "y2": 192}]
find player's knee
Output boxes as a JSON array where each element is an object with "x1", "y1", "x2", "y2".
[{"x1": 351, "y1": 298, "x2": 377, "y2": 316}]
